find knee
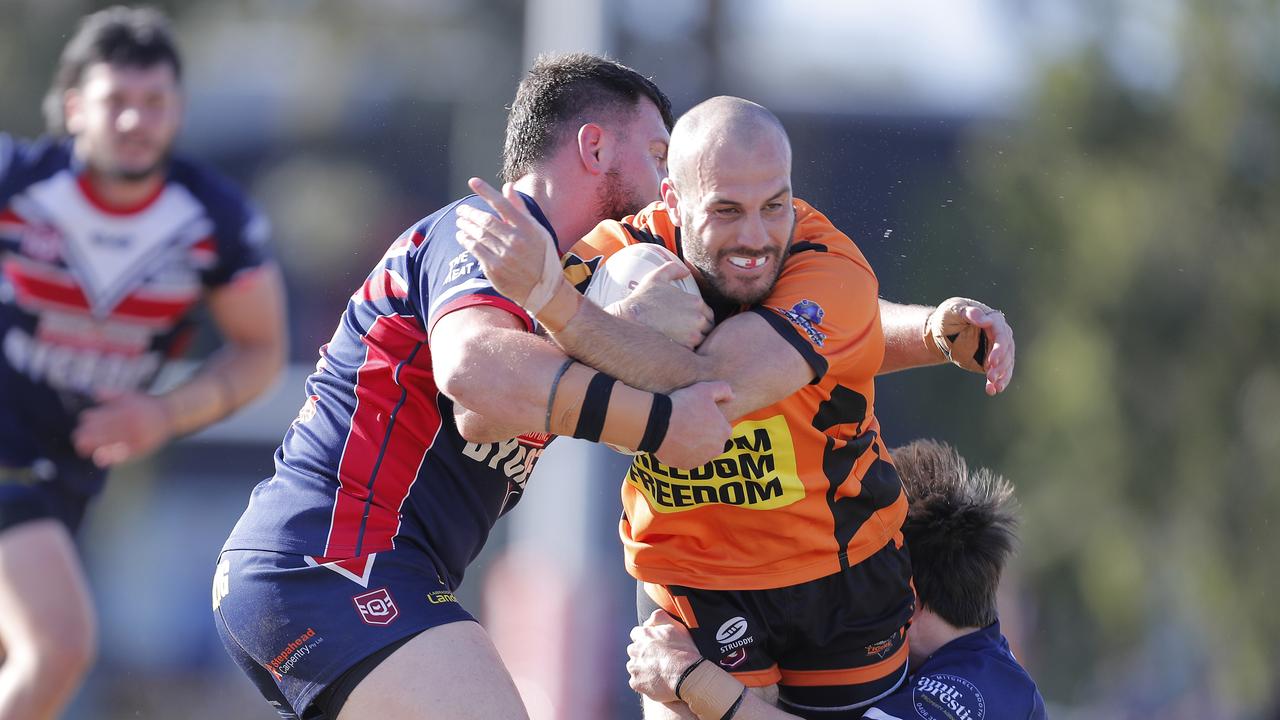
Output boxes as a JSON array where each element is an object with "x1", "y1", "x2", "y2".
[
  {"x1": 42, "y1": 622, "x2": 97, "y2": 679},
  {"x1": 18, "y1": 608, "x2": 98, "y2": 681}
]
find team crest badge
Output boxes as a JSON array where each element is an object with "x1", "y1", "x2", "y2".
[{"x1": 775, "y1": 299, "x2": 827, "y2": 347}]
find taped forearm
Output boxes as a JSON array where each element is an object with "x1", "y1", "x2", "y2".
[
  {"x1": 536, "y1": 283, "x2": 707, "y2": 393},
  {"x1": 878, "y1": 299, "x2": 944, "y2": 374},
  {"x1": 546, "y1": 362, "x2": 671, "y2": 452}
]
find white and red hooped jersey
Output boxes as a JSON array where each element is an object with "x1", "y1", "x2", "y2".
[
  {"x1": 0, "y1": 134, "x2": 268, "y2": 485},
  {"x1": 223, "y1": 194, "x2": 557, "y2": 589}
]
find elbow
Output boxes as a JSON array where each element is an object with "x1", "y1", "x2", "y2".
[
  {"x1": 435, "y1": 343, "x2": 491, "y2": 417},
  {"x1": 454, "y1": 408, "x2": 509, "y2": 444}
]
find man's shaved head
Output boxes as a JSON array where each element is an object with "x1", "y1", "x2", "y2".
[
  {"x1": 667, "y1": 96, "x2": 792, "y2": 197},
  {"x1": 661, "y1": 96, "x2": 796, "y2": 307}
]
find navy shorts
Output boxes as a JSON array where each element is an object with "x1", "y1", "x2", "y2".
[
  {"x1": 637, "y1": 540, "x2": 915, "y2": 719},
  {"x1": 213, "y1": 544, "x2": 474, "y2": 719},
  {"x1": 0, "y1": 459, "x2": 100, "y2": 534}
]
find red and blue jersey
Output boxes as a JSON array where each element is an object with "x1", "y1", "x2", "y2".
[
  {"x1": 863, "y1": 621, "x2": 1047, "y2": 720},
  {"x1": 0, "y1": 133, "x2": 268, "y2": 490},
  {"x1": 223, "y1": 194, "x2": 557, "y2": 589}
]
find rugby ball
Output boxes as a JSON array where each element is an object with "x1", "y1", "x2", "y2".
[
  {"x1": 583, "y1": 243, "x2": 700, "y2": 308},
  {"x1": 583, "y1": 243, "x2": 700, "y2": 455}
]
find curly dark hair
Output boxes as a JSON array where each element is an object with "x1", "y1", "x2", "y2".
[
  {"x1": 892, "y1": 439, "x2": 1020, "y2": 629},
  {"x1": 43, "y1": 5, "x2": 182, "y2": 134},
  {"x1": 500, "y1": 52, "x2": 672, "y2": 182}
]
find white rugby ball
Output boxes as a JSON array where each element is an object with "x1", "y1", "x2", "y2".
[
  {"x1": 583, "y1": 243, "x2": 700, "y2": 455},
  {"x1": 583, "y1": 243, "x2": 700, "y2": 308}
]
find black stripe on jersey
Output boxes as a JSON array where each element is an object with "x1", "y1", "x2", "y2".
[
  {"x1": 812, "y1": 385, "x2": 901, "y2": 571},
  {"x1": 748, "y1": 306, "x2": 828, "y2": 384},
  {"x1": 353, "y1": 339, "x2": 425, "y2": 556},
  {"x1": 622, "y1": 223, "x2": 667, "y2": 247},
  {"x1": 789, "y1": 241, "x2": 828, "y2": 254}
]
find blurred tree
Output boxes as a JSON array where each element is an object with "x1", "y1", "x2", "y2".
[{"x1": 892, "y1": 1, "x2": 1280, "y2": 715}]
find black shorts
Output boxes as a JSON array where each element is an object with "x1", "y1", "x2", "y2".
[
  {"x1": 0, "y1": 460, "x2": 99, "y2": 534},
  {"x1": 637, "y1": 540, "x2": 914, "y2": 719}
]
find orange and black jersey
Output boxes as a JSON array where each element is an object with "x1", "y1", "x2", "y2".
[{"x1": 566, "y1": 199, "x2": 907, "y2": 590}]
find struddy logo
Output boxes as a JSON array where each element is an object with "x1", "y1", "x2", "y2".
[
  {"x1": 715, "y1": 616, "x2": 756, "y2": 662},
  {"x1": 774, "y1": 299, "x2": 827, "y2": 347},
  {"x1": 716, "y1": 617, "x2": 749, "y2": 645},
  {"x1": 911, "y1": 673, "x2": 986, "y2": 720},
  {"x1": 353, "y1": 587, "x2": 399, "y2": 626}
]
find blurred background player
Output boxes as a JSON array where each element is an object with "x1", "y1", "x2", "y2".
[
  {"x1": 626, "y1": 438, "x2": 1047, "y2": 720},
  {"x1": 457, "y1": 96, "x2": 1014, "y2": 718},
  {"x1": 0, "y1": 7, "x2": 286, "y2": 719}
]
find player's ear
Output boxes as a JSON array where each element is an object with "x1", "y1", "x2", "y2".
[
  {"x1": 576, "y1": 123, "x2": 609, "y2": 176},
  {"x1": 63, "y1": 88, "x2": 85, "y2": 135},
  {"x1": 661, "y1": 177, "x2": 682, "y2": 227}
]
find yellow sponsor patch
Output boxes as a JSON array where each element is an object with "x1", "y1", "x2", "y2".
[{"x1": 628, "y1": 416, "x2": 803, "y2": 513}]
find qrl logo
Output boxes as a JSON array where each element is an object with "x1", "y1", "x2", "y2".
[
  {"x1": 353, "y1": 588, "x2": 399, "y2": 626},
  {"x1": 716, "y1": 616, "x2": 749, "y2": 645}
]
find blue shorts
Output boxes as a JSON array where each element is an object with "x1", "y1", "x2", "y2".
[{"x1": 213, "y1": 544, "x2": 474, "y2": 719}]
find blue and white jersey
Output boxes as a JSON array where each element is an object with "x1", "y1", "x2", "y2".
[
  {"x1": 0, "y1": 133, "x2": 269, "y2": 488},
  {"x1": 864, "y1": 621, "x2": 1047, "y2": 720},
  {"x1": 223, "y1": 194, "x2": 558, "y2": 589}
]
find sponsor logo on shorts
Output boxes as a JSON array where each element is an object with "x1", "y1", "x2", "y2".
[
  {"x1": 627, "y1": 416, "x2": 804, "y2": 514},
  {"x1": 774, "y1": 299, "x2": 826, "y2": 347},
  {"x1": 865, "y1": 629, "x2": 903, "y2": 659},
  {"x1": 716, "y1": 617, "x2": 749, "y2": 645},
  {"x1": 353, "y1": 587, "x2": 400, "y2": 626},
  {"x1": 426, "y1": 591, "x2": 458, "y2": 605},
  {"x1": 715, "y1": 616, "x2": 755, "y2": 660},
  {"x1": 720, "y1": 648, "x2": 748, "y2": 669},
  {"x1": 911, "y1": 673, "x2": 985, "y2": 720},
  {"x1": 211, "y1": 559, "x2": 230, "y2": 611},
  {"x1": 264, "y1": 627, "x2": 324, "y2": 680}
]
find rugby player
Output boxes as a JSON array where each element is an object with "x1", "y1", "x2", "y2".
[
  {"x1": 213, "y1": 53, "x2": 734, "y2": 720},
  {"x1": 0, "y1": 7, "x2": 286, "y2": 719},
  {"x1": 456, "y1": 96, "x2": 1015, "y2": 719},
  {"x1": 626, "y1": 439, "x2": 1048, "y2": 720}
]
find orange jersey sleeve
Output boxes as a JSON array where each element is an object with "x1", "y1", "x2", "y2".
[{"x1": 619, "y1": 199, "x2": 907, "y2": 590}]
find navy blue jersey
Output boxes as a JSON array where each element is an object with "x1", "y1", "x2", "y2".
[
  {"x1": 223, "y1": 194, "x2": 558, "y2": 589},
  {"x1": 863, "y1": 621, "x2": 1046, "y2": 720},
  {"x1": 0, "y1": 134, "x2": 268, "y2": 485}
]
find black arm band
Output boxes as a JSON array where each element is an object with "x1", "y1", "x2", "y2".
[
  {"x1": 544, "y1": 358, "x2": 575, "y2": 433},
  {"x1": 636, "y1": 393, "x2": 672, "y2": 454},
  {"x1": 674, "y1": 658, "x2": 706, "y2": 702},
  {"x1": 720, "y1": 687, "x2": 748, "y2": 720},
  {"x1": 572, "y1": 372, "x2": 616, "y2": 442}
]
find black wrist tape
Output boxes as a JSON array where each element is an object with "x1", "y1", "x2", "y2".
[
  {"x1": 637, "y1": 393, "x2": 672, "y2": 454},
  {"x1": 674, "y1": 657, "x2": 706, "y2": 702},
  {"x1": 573, "y1": 372, "x2": 616, "y2": 442},
  {"x1": 720, "y1": 687, "x2": 748, "y2": 720}
]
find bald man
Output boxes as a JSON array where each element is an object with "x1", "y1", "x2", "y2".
[{"x1": 457, "y1": 96, "x2": 1015, "y2": 719}]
